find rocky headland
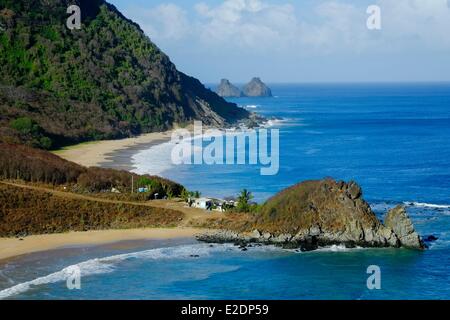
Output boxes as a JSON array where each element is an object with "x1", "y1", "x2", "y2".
[
  {"x1": 0, "y1": 1, "x2": 250, "y2": 149},
  {"x1": 197, "y1": 179, "x2": 425, "y2": 251}
]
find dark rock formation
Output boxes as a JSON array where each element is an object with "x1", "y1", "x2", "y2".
[
  {"x1": 198, "y1": 179, "x2": 425, "y2": 251},
  {"x1": 424, "y1": 235, "x2": 438, "y2": 242},
  {"x1": 216, "y1": 79, "x2": 243, "y2": 98},
  {"x1": 243, "y1": 78, "x2": 272, "y2": 97},
  {"x1": 384, "y1": 206, "x2": 425, "y2": 249}
]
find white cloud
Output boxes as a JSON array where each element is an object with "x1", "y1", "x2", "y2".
[
  {"x1": 193, "y1": 0, "x2": 298, "y2": 50},
  {"x1": 126, "y1": 3, "x2": 190, "y2": 41},
  {"x1": 379, "y1": 0, "x2": 450, "y2": 50},
  {"x1": 125, "y1": 0, "x2": 450, "y2": 57},
  {"x1": 298, "y1": 2, "x2": 370, "y2": 53}
]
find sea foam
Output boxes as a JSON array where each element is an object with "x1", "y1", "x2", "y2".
[
  {"x1": 0, "y1": 243, "x2": 280, "y2": 299},
  {"x1": 404, "y1": 202, "x2": 450, "y2": 209}
]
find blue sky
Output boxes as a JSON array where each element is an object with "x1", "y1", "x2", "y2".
[{"x1": 109, "y1": 0, "x2": 450, "y2": 83}]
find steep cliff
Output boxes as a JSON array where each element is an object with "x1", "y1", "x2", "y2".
[{"x1": 0, "y1": 0, "x2": 249, "y2": 148}]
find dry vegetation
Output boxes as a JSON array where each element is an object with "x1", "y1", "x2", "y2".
[
  {"x1": 0, "y1": 142, "x2": 184, "y2": 196},
  {"x1": 0, "y1": 183, "x2": 184, "y2": 237},
  {"x1": 189, "y1": 212, "x2": 255, "y2": 233},
  {"x1": 255, "y1": 179, "x2": 378, "y2": 234},
  {"x1": 0, "y1": 142, "x2": 191, "y2": 237}
]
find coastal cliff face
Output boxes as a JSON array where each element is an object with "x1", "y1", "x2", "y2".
[
  {"x1": 198, "y1": 179, "x2": 425, "y2": 251},
  {"x1": 0, "y1": 0, "x2": 249, "y2": 149},
  {"x1": 216, "y1": 79, "x2": 243, "y2": 98},
  {"x1": 385, "y1": 206, "x2": 424, "y2": 249},
  {"x1": 243, "y1": 77, "x2": 272, "y2": 97}
]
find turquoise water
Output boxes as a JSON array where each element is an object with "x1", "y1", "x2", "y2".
[{"x1": 1, "y1": 83, "x2": 449, "y2": 300}]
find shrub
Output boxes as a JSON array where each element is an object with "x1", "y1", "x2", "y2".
[
  {"x1": 137, "y1": 176, "x2": 153, "y2": 188},
  {"x1": 10, "y1": 117, "x2": 37, "y2": 135},
  {"x1": 39, "y1": 136, "x2": 52, "y2": 149}
]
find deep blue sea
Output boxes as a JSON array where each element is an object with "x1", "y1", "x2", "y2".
[{"x1": 1, "y1": 83, "x2": 449, "y2": 300}]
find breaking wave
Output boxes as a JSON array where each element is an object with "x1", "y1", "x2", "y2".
[
  {"x1": 404, "y1": 202, "x2": 450, "y2": 209},
  {"x1": 0, "y1": 243, "x2": 283, "y2": 300}
]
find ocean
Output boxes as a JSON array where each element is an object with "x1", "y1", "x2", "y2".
[{"x1": 1, "y1": 83, "x2": 449, "y2": 300}]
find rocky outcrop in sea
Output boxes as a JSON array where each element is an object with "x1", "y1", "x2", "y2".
[
  {"x1": 243, "y1": 77, "x2": 272, "y2": 97},
  {"x1": 216, "y1": 79, "x2": 243, "y2": 98},
  {"x1": 197, "y1": 179, "x2": 425, "y2": 251},
  {"x1": 384, "y1": 206, "x2": 424, "y2": 249},
  {"x1": 216, "y1": 78, "x2": 272, "y2": 98}
]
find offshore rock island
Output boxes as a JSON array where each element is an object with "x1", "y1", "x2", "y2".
[
  {"x1": 243, "y1": 77, "x2": 272, "y2": 97},
  {"x1": 197, "y1": 179, "x2": 425, "y2": 251},
  {"x1": 216, "y1": 79, "x2": 243, "y2": 98},
  {"x1": 216, "y1": 78, "x2": 272, "y2": 98}
]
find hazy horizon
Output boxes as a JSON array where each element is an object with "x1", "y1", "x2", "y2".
[
  {"x1": 110, "y1": 0, "x2": 450, "y2": 84},
  {"x1": 206, "y1": 80, "x2": 450, "y2": 85}
]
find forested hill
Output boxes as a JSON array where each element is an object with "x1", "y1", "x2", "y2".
[{"x1": 0, "y1": 0, "x2": 249, "y2": 149}]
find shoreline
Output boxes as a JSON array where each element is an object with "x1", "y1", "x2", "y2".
[
  {"x1": 0, "y1": 227, "x2": 206, "y2": 262},
  {"x1": 6, "y1": 125, "x2": 221, "y2": 262},
  {"x1": 53, "y1": 119, "x2": 266, "y2": 172},
  {"x1": 53, "y1": 129, "x2": 176, "y2": 170}
]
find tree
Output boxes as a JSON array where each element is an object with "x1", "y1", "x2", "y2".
[
  {"x1": 137, "y1": 176, "x2": 153, "y2": 188},
  {"x1": 39, "y1": 136, "x2": 52, "y2": 150},
  {"x1": 10, "y1": 117, "x2": 39, "y2": 135},
  {"x1": 193, "y1": 191, "x2": 201, "y2": 199},
  {"x1": 180, "y1": 189, "x2": 190, "y2": 202},
  {"x1": 237, "y1": 189, "x2": 254, "y2": 213}
]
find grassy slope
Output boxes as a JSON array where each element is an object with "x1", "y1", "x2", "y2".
[{"x1": 0, "y1": 182, "x2": 184, "y2": 237}]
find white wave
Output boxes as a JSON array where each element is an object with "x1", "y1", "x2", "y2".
[
  {"x1": 132, "y1": 139, "x2": 176, "y2": 175},
  {"x1": 404, "y1": 202, "x2": 450, "y2": 209},
  {"x1": 0, "y1": 259, "x2": 114, "y2": 300},
  {"x1": 315, "y1": 245, "x2": 363, "y2": 252},
  {"x1": 132, "y1": 130, "x2": 212, "y2": 176},
  {"x1": 286, "y1": 244, "x2": 365, "y2": 254},
  {"x1": 262, "y1": 118, "x2": 297, "y2": 128},
  {"x1": 132, "y1": 125, "x2": 289, "y2": 175},
  {"x1": 0, "y1": 243, "x2": 279, "y2": 299},
  {"x1": 244, "y1": 105, "x2": 259, "y2": 109}
]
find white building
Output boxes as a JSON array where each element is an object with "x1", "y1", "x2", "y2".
[
  {"x1": 192, "y1": 198, "x2": 214, "y2": 210},
  {"x1": 191, "y1": 198, "x2": 235, "y2": 212}
]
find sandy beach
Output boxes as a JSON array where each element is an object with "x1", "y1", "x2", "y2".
[
  {"x1": 53, "y1": 130, "x2": 176, "y2": 169},
  {"x1": 0, "y1": 227, "x2": 206, "y2": 261},
  {"x1": 1, "y1": 125, "x2": 216, "y2": 262}
]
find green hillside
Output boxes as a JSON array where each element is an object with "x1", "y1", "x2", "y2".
[{"x1": 0, "y1": 0, "x2": 248, "y2": 149}]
